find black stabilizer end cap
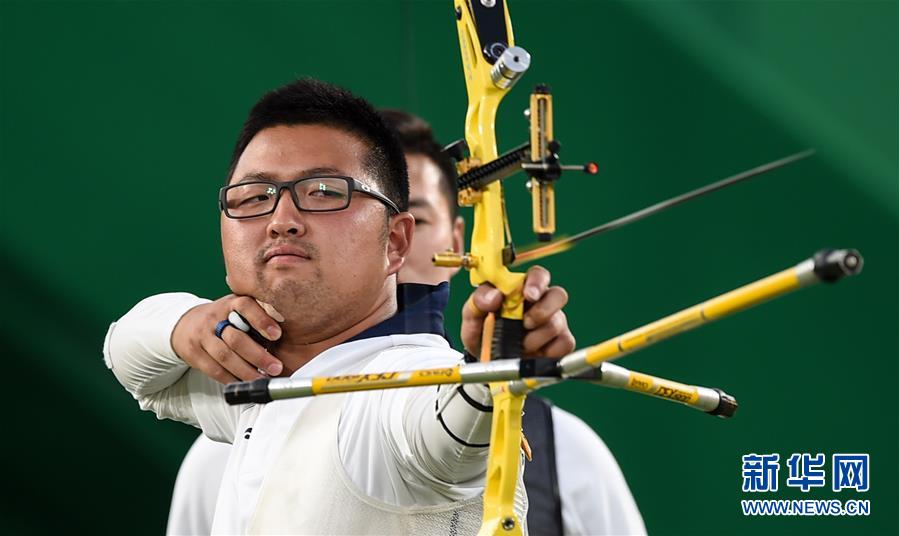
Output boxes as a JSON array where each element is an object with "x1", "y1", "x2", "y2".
[
  {"x1": 536, "y1": 232, "x2": 552, "y2": 242},
  {"x1": 813, "y1": 249, "x2": 864, "y2": 283},
  {"x1": 519, "y1": 358, "x2": 562, "y2": 378},
  {"x1": 708, "y1": 389, "x2": 738, "y2": 418},
  {"x1": 224, "y1": 378, "x2": 272, "y2": 405}
]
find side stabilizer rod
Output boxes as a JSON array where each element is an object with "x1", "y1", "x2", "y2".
[{"x1": 515, "y1": 364, "x2": 737, "y2": 418}]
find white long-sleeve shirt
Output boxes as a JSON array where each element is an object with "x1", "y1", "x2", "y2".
[
  {"x1": 167, "y1": 407, "x2": 645, "y2": 535},
  {"x1": 104, "y1": 293, "x2": 514, "y2": 533},
  {"x1": 109, "y1": 292, "x2": 645, "y2": 535}
]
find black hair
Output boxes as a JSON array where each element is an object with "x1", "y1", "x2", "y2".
[
  {"x1": 228, "y1": 78, "x2": 409, "y2": 212},
  {"x1": 378, "y1": 109, "x2": 458, "y2": 220}
]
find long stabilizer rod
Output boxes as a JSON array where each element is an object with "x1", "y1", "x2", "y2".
[
  {"x1": 225, "y1": 360, "x2": 523, "y2": 404},
  {"x1": 224, "y1": 354, "x2": 738, "y2": 418}
]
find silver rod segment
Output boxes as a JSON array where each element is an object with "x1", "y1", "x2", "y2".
[
  {"x1": 794, "y1": 258, "x2": 817, "y2": 286},
  {"x1": 521, "y1": 163, "x2": 588, "y2": 172},
  {"x1": 558, "y1": 348, "x2": 597, "y2": 378},
  {"x1": 459, "y1": 360, "x2": 523, "y2": 383},
  {"x1": 268, "y1": 377, "x2": 314, "y2": 400}
]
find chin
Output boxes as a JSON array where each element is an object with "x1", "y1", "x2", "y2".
[{"x1": 261, "y1": 278, "x2": 316, "y2": 313}]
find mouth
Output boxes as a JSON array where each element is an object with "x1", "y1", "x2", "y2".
[
  {"x1": 266, "y1": 254, "x2": 309, "y2": 265},
  {"x1": 263, "y1": 245, "x2": 312, "y2": 264}
]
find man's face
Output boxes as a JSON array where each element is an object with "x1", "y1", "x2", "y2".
[
  {"x1": 400, "y1": 153, "x2": 464, "y2": 285},
  {"x1": 221, "y1": 124, "x2": 409, "y2": 340}
]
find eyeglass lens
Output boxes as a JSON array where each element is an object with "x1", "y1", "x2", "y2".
[{"x1": 224, "y1": 177, "x2": 351, "y2": 217}]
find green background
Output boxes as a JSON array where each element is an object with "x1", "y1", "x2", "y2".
[{"x1": 1, "y1": 0, "x2": 896, "y2": 534}]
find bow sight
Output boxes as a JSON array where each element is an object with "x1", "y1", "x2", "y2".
[{"x1": 440, "y1": 83, "x2": 599, "y2": 266}]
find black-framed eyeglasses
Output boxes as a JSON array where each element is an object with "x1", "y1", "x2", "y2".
[{"x1": 219, "y1": 175, "x2": 400, "y2": 219}]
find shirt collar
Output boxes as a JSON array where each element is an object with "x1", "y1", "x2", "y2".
[{"x1": 346, "y1": 282, "x2": 450, "y2": 344}]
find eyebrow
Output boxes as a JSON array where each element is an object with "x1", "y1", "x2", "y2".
[
  {"x1": 408, "y1": 198, "x2": 434, "y2": 210},
  {"x1": 234, "y1": 166, "x2": 344, "y2": 184}
]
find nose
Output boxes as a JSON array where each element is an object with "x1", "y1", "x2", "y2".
[{"x1": 266, "y1": 189, "x2": 307, "y2": 238}]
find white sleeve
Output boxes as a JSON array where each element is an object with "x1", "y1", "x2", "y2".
[
  {"x1": 339, "y1": 345, "x2": 495, "y2": 505},
  {"x1": 407, "y1": 373, "x2": 495, "y2": 483},
  {"x1": 103, "y1": 292, "x2": 241, "y2": 442},
  {"x1": 552, "y1": 407, "x2": 646, "y2": 536}
]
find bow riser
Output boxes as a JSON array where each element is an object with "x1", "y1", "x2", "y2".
[{"x1": 454, "y1": 2, "x2": 527, "y2": 534}]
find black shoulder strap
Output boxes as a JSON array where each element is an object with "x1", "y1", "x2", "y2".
[{"x1": 522, "y1": 395, "x2": 563, "y2": 535}]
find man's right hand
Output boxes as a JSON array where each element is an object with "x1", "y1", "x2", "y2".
[{"x1": 171, "y1": 295, "x2": 284, "y2": 384}]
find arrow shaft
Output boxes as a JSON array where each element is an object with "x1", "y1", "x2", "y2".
[{"x1": 515, "y1": 149, "x2": 815, "y2": 264}]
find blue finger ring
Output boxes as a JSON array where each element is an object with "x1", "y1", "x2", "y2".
[{"x1": 215, "y1": 319, "x2": 233, "y2": 339}]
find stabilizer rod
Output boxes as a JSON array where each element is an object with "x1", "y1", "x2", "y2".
[
  {"x1": 224, "y1": 356, "x2": 737, "y2": 418},
  {"x1": 516, "y1": 364, "x2": 737, "y2": 418},
  {"x1": 559, "y1": 249, "x2": 863, "y2": 376}
]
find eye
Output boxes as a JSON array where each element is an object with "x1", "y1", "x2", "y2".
[
  {"x1": 239, "y1": 193, "x2": 272, "y2": 206},
  {"x1": 310, "y1": 187, "x2": 345, "y2": 198},
  {"x1": 229, "y1": 185, "x2": 275, "y2": 208},
  {"x1": 304, "y1": 181, "x2": 348, "y2": 199}
]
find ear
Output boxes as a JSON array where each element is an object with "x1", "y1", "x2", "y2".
[
  {"x1": 451, "y1": 216, "x2": 465, "y2": 254},
  {"x1": 386, "y1": 212, "x2": 415, "y2": 276},
  {"x1": 445, "y1": 215, "x2": 466, "y2": 278}
]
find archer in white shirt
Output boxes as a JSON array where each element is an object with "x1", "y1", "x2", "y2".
[{"x1": 107, "y1": 80, "x2": 583, "y2": 535}]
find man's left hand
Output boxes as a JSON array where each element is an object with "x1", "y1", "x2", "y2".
[{"x1": 461, "y1": 265, "x2": 575, "y2": 358}]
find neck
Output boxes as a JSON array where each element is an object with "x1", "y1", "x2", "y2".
[{"x1": 270, "y1": 286, "x2": 398, "y2": 375}]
